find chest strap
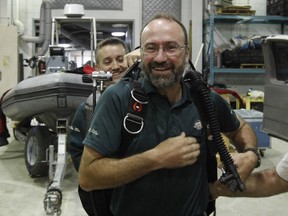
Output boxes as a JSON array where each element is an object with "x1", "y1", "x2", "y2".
[{"x1": 123, "y1": 80, "x2": 149, "y2": 134}]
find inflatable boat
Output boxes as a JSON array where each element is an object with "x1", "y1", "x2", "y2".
[{"x1": 2, "y1": 72, "x2": 92, "y2": 132}]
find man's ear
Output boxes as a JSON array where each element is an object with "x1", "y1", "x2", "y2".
[
  {"x1": 94, "y1": 64, "x2": 99, "y2": 71},
  {"x1": 185, "y1": 47, "x2": 190, "y2": 64}
]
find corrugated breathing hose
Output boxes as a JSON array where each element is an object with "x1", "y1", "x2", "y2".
[{"x1": 184, "y1": 70, "x2": 246, "y2": 192}]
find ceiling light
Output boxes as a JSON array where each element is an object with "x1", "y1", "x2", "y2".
[
  {"x1": 112, "y1": 24, "x2": 127, "y2": 28},
  {"x1": 58, "y1": 44, "x2": 71, "y2": 48},
  {"x1": 111, "y1": 32, "x2": 125, "y2": 37}
]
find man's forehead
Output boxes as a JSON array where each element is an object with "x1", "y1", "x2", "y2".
[
  {"x1": 99, "y1": 45, "x2": 126, "y2": 57},
  {"x1": 143, "y1": 18, "x2": 179, "y2": 32},
  {"x1": 141, "y1": 19, "x2": 184, "y2": 44},
  {"x1": 100, "y1": 44, "x2": 125, "y2": 51}
]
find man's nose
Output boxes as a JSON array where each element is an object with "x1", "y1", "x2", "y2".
[
  {"x1": 154, "y1": 48, "x2": 168, "y2": 62},
  {"x1": 111, "y1": 60, "x2": 120, "y2": 69}
]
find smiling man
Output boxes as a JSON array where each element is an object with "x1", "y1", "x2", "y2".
[
  {"x1": 79, "y1": 14, "x2": 258, "y2": 216},
  {"x1": 69, "y1": 37, "x2": 140, "y2": 216}
]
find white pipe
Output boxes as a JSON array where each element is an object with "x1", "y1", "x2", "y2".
[
  {"x1": 17, "y1": 1, "x2": 45, "y2": 43},
  {"x1": 93, "y1": 17, "x2": 97, "y2": 51},
  {"x1": 14, "y1": 19, "x2": 25, "y2": 35},
  {"x1": 35, "y1": 1, "x2": 52, "y2": 57},
  {"x1": 8, "y1": 0, "x2": 13, "y2": 26},
  {"x1": 13, "y1": 0, "x2": 26, "y2": 36},
  {"x1": 13, "y1": 0, "x2": 52, "y2": 59},
  {"x1": 194, "y1": 43, "x2": 204, "y2": 69},
  {"x1": 13, "y1": 0, "x2": 51, "y2": 46},
  {"x1": 13, "y1": 0, "x2": 20, "y2": 24}
]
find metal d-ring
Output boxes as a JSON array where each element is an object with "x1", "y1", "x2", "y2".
[
  {"x1": 123, "y1": 113, "x2": 144, "y2": 134},
  {"x1": 130, "y1": 89, "x2": 149, "y2": 105}
]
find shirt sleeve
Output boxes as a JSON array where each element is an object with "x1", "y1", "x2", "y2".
[
  {"x1": 276, "y1": 152, "x2": 288, "y2": 182},
  {"x1": 83, "y1": 80, "x2": 130, "y2": 156},
  {"x1": 68, "y1": 101, "x2": 87, "y2": 171},
  {"x1": 211, "y1": 91, "x2": 240, "y2": 133}
]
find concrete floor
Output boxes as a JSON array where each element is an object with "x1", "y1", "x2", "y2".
[{"x1": 1, "y1": 136, "x2": 288, "y2": 216}]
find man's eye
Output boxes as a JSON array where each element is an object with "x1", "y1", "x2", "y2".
[
  {"x1": 145, "y1": 45, "x2": 157, "y2": 52},
  {"x1": 103, "y1": 61, "x2": 111, "y2": 65},
  {"x1": 117, "y1": 57, "x2": 124, "y2": 62},
  {"x1": 166, "y1": 45, "x2": 178, "y2": 51}
]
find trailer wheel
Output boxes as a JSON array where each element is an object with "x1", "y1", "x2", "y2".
[{"x1": 25, "y1": 126, "x2": 51, "y2": 177}]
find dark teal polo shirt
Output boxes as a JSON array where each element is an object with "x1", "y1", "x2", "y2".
[
  {"x1": 68, "y1": 100, "x2": 87, "y2": 171},
  {"x1": 83, "y1": 77, "x2": 239, "y2": 216}
]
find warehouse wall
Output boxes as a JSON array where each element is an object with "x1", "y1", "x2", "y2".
[
  {"x1": 0, "y1": 0, "x2": 204, "y2": 81},
  {"x1": 0, "y1": 0, "x2": 269, "y2": 94}
]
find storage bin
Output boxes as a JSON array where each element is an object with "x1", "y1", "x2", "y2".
[{"x1": 234, "y1": 109, "x2": 271, "y2": 154}]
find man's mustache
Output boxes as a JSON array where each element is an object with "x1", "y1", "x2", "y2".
[{"x1": 150, "y1": 62, "x2": 172, "y2": 69}]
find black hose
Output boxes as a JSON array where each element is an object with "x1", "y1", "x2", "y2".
[{"x1": 184, "y1": 70, "x2": 246, "y2": 192}]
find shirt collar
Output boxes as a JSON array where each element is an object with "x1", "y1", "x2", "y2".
[{"x1": 141, "y1": 77, "x2": 193, "y2": 103}]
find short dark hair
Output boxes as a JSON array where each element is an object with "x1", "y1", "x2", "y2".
[
  {"x1": 95, "y1": 37, "x2": 128, "y2": 64},
  {"x1": 140, "y1": 13, "x2": 188, "y2": 46}
]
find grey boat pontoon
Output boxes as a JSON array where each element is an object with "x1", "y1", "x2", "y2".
[{"x1": 1, "y1": 71, "x2": 92, "y2": 215}]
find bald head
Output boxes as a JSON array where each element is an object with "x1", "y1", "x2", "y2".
[{"x1": 140, "y1": 14, "x2": 188, "y2": 46}]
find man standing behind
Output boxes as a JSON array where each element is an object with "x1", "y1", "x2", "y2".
[{"x1": 69, "y1": 37, "x2": 139, "y2": 216}]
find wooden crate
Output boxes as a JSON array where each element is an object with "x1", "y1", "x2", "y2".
[
  {"x1": 240, "y1": 63, "x2": 265, "y2": 69},
  {"x1": 216, "y1": 5, "x2": 256, "y2": 15}
]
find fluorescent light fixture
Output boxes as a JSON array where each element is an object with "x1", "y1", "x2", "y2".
[
  {"x1": 58, "y1": 44, "x2": 71, "y2": 48},
  {"x1": 112, "y1": 24, "x2": 127, "y2": 28},
  {"x1": 111, "y1": 32, "x2": 125, "y2": 37}
]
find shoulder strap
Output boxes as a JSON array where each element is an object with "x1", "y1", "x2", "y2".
[
  {"x1": 123, "y1": 79, "x2": 149, "y2": 134},
  {"x1": 118, "y1": 79, "x2": 149, "y2": 157}
]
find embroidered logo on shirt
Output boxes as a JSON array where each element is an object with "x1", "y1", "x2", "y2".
[
  {"x1": 68, "y1": 125, "x2": 80, "y2": 132},
  {"x1": 194, "y1": 120, "x2": 203, "y2": 130},
  {"x1": 88, "y1": 128, "x2": 99, "y2": 136}
]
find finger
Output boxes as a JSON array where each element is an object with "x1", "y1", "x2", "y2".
[
  {"x1": 184, "y1": 144, "x2": 200, "y2": 156},
  {"x1": 126, "y1": 58, "x2": 134, "y2": 67},
  {"x1": 179, "y1": 131, "x2": 186, "y2": 137},
  {"x1": 183, "y1": 150, "x2": 200, "y2": 164},
  {"x1": 184, "y1": 136, "x2": 198, "y2": 145},
  {"x1": 217, "y1": 162, "x2": 224, "y2": 169}
]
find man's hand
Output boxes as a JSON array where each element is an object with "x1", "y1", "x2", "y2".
[
  {"x1": 152, "y1": 132, "x2": 200, "y2": 169},
  {"x1": 209, "y1": 179, "x2": 237, "y2": 200},
  {"x1": 229, "y1": 151, "x2": 258, "y2": 181},
  {"x1": 124, "y1": 48, "x2": 140, "y2": 67}
]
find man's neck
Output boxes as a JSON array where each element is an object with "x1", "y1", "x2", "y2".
[{"x1": 158, "y1": 82, "x2": 182, "y2": 105}]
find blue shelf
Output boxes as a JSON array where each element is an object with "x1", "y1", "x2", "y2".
[
  {"x1": 213, "y1": 68, "x2": 265, "y2": 73},
  {"x1": 211, "y1": 15, "x2": 288, "y2": 21},
  {"x1": 204, "y1": 14, "x2": 288, "y2": 85}
]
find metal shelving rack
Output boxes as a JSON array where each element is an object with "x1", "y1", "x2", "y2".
[{"x1": 204, "y1": 14, "x2": 288, "y2": 85}]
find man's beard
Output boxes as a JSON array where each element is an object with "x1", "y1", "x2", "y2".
[{"x1": 141, "y1": 61, "x2": 185, "y2": 88}]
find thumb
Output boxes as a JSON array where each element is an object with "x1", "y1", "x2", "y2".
[{"x1": 179, "y1": 132, "x2": 186, "y2": 137}]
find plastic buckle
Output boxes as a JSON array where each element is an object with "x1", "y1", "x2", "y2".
[{"x1": 123, "y1": 113, "x2": 144, "y2": 134}]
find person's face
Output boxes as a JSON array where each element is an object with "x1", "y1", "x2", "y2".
[
  {"x1": 140, "y1": 18, "x2": 189, "y2": 88},
  {"x1": 95, "y1": 44, "x2": 127, "y2": 83}
]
